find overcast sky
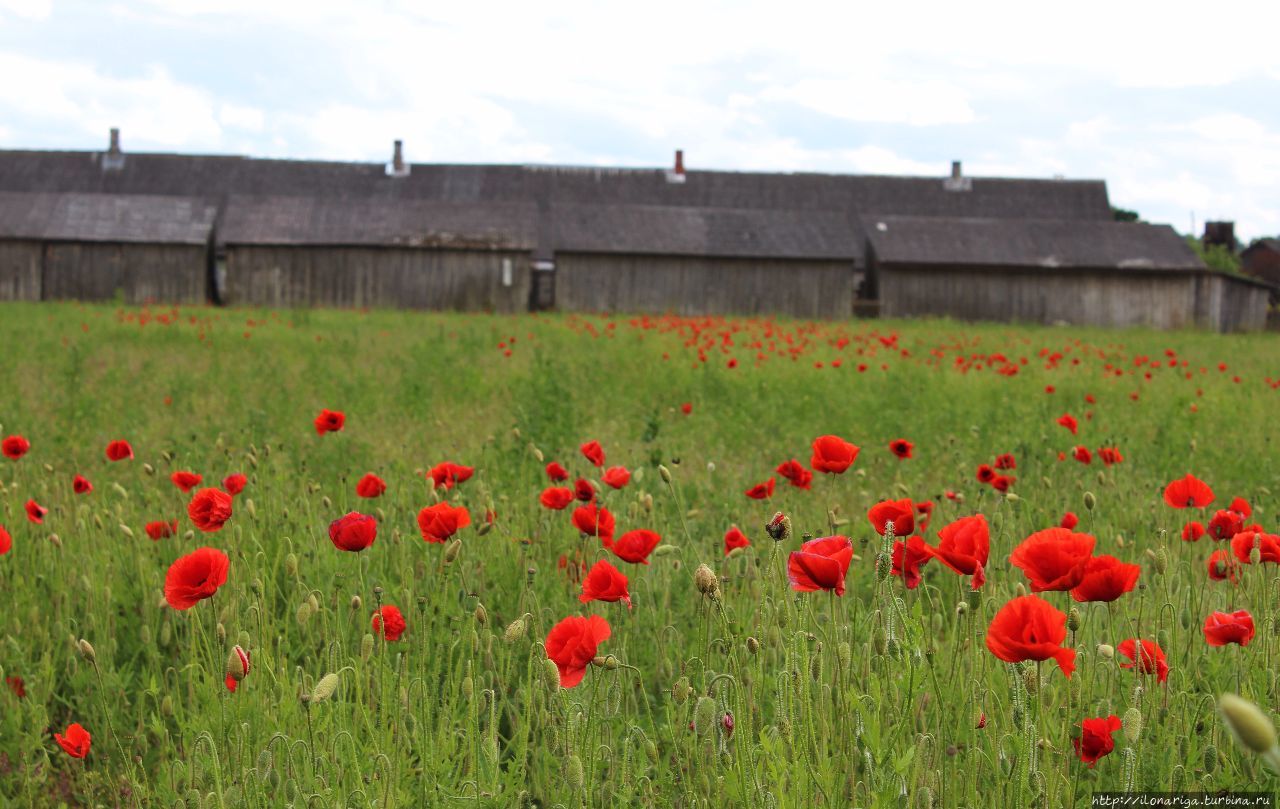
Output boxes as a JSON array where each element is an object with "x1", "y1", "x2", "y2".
[{"x1": 1, "y1": 1, "x2": 1277, "y2": 240}]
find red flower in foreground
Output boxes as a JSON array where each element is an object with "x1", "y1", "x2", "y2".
[
  {"x1": 891, "y1": 536, "x2": 930, "y2": 589},
  {"x1": 580, "y1": 440, "x2": 605, "y2": 468},
  {"x1": 1009, "y1": 527, "x2": 1096, "y2": 592},
  {"x1": 171, "y1": 471, "x2": 203, "y2": 492},
  {"x1": 55, "y1": 723, "x2": 91, "y2": 759},
  {"x1": 787, "y1": 535, "x2": 854, "y2": 595},
  {"x1": 545, "y1": 462, "x2": 569, "y2": 482},
  {"x1": 985, "y1": 595, "x2": 1076, "y2": 677},
  {"x1": 1070, "y1": 555, "x2": 1140, "y2": 603},
  {"x1": 1, "y1": 435, "x2": 30, "y2": 460},
  {"x1": 145, "y1": 520, "x2": 178, "y2": 540},
  {"x1": 355, "y1": 473, "x2": 386, "y2": 498},
  {"x1": 744, "y1": 478, "x2": 775, "y2": 500},
  {"x1": 1203, "y1": 610, "x2": 1255, "y2": 647},
  {"x1": 429, "y1": 462, "x2": 474, "y2": 490},
  {"x1": 889, "y1": 439, "x2": 914, "y2": 459},
  {"x1": 1073, "y1": 715, "x2": 1121, "y2": 767},
  {"x1": 724, "y1": 525, "x2": 750, "y2": 555},
  {"x1": 1207, "y1": 510, "x2": 1244, "y2": 542},
  {"x1": 610, "y1": 529, "x2": 661, "y2": 565},
  {"x1": 222, "y1": 473, "x2": 247, "y2": 496},
  {"x1": 188, "y1": 488, "x2": 233, "y2": 533},
  {"x1": 417, "y1": 503, "x2": 470, "y2": 543},
  {"x1": 602, "y1": 466, "x2": 631, "y2": 489},
  {"x1": 540, "y1": 487, "x2": 574, "y2": 510},
  {"x1": 314, "y1": 409, "x2": 345, "y2": 435},
  {"x1": 225, "y1": 645, "x2": 250, "y2": 693},
  {"x1": 579, "y1": 559, "x2": 631, "y2": 608},
  {"x1": 1116, "y1": 639, "x2": 1169, "y2": 683},
  {"x1": 1230, "y1": 531, "x2": 1280, "y2": 564},
  {"x1": 545, "y1": 615, "x2": 610, "y2": 688},
  {"x1": 571, "y1": 503, "x2": 615, "y2": 545},
  {"x1": 164, "y1": 547, "x2": 230, "y2": 610},
  {"x1": 25, "y1": 499, "x2": 47, "y2": 524},
  {"x1": 105, "y1": 440, "x2": 133, "y2": 461},
  {"x1": 775, "y1": 459, "x2": 812, "y2": 490},
  {"x1": 810, "y1": 435, "x2": 859, "y2": 474},
  {"x1": 1163, "y1": 474, "x2": 1214, "y2": 509},
  {"x1": 0, "y1": 524, "x2": 10, "y2": 555},
  {"x1": 329, "y1": 512, "x2": 377, "y2": 552},
  {"x1": 1229, "y1": 496, "x2": 1252, "y2": 518},
  {"x1": 372, "y1": 605, "x2": 406, "y2": 641},
  {"x1": 921, "y1": 514, "x2": 990, "y2": 589},
  {"x1": 73, "y1": 475, "x2": 93, "y2": 494},
  {"x1": 1056, "y1": 413, "x2": 1078, "y2": 435},
  {"x1": 868, "y1": 498, "x2": 915, "y2": 537}
]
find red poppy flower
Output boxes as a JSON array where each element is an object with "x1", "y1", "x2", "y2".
[
  {"x1": 1070, "y1": 555, "x2": 1140, "y2": 603},
  {"x1": 545, "y1": 462, "x2": 569, "y2": 482},
  {"x1": 1229, "y1": 497, "x2": 1252, "y2": 518},
  {"x1": 580, "y1": 440, "x2": 605, "y2": 468},
  {"x1": 1182, "y1": 521, "x2": 1206, "y2": 542},
  {"x1": 610, "y1": 529, "x2": 661, "y2": 564},
  {"x1": 145, "y1": 520, "x2": 178, "y2": 540},
  {"x1": 891, "y1": 535, "x2": 930, "y2": 589},
  {"x1": 372, "y1": 605, "x2": 406, "y2": 641},
  {"x1": 164, "y1": 547, "x2": 230, "y2": 610},
  {"x1": 0, "y1": 524, "x2": 10, "y2": 555},
  {"x1": 1059, "y1": 512, "x2": 1079, "y2": 530},
  {"x1": 54, "y1": 723, "x2": 91, "y2": 758},
  {"x1": 602, "y1": 466, "x2": 631, "y2": 489},
  {"x1": 1010, "y1": 527, "x2": 1096, "y2": 592},
  {"x1": 222, "y1": 473, "x2": 247, "y2": 496},
  {"x1": 1231, "y1": 531, "x2": 1280, "y2": 564},
  {"x1": 1073, "y1": 715, "x2": 1121, "y2": 767},
  {"x1": 921, "y1": 514, "x2": 990, "y2": 588},
  {"x1": 994, "y1": 453, "x2": 1017, "y2": 470},
  {"x1": 188, "y1": 488, "x2": 233, "y2": 533},
  {"x1": 1, "y1": 435, "x2": 30, "y2": 460},
  {"x1": 545, "y1": 615, "x2": 610, "y2": 688},
  {"x1": 225, "y1": 645, "x2": 250, "y2": 693},
  {"x1": 868, "y1": 498, "x2": 915, "y2": 537},
  {"x1": 1203, "y1": 609, "x2": 1255, "y2": 647},
  {"x1": 985, "y1": 595, "x2": 1076, "y2": 677},
  {"x1": 1116, "y1": 639, "x2": 1169, "y2": 683},
  {"x1": 1098, "y1": 447, "x2": 1124, "y2": 466},
  {"x1": 540, "y1": 487, "x2": 574, "y2": 510},
  {"x1": 1072, "y1": 446, "x2": 1092, "y2": 465},
  {"x1": 787, "y1": 535, "x2": 854, "y2": 595},
  {"x1": 105, "y1": 440, "x2": 134, "y2": 461},
  {"x1": 1207, "y1": 510, "x2": 1244, "y2": 541},
  {"x1": 429, "y1": 462, "x2": 474, "y2": 490},
  {"x1": 579, "y1": 559, "x2": 631, "y2": 607},
  {"x1": 6, "y1": 675, "x2": 24, "y2": 698},
  {"x1": 571, "y1": 503, "x2": 615, "y2": 545},
  {"x1": 417, "y1": 502, "x2": 471, "y2": 543},
  {"x1": 171, "y1": 471, "x2": 203, "y2": 492},
  {"x1": 681, "y1": 402, "x2": 693, "y2": 415},
  {"x1": 744, "y1": 478, "x2": 775, "y2": 500},
  {"x1": 25, "y1": 499, "x2": 46, "y2": 524},
  {"x1": 810, "y1": 435, "x2": 859, "y2": 474},
  {"x1": 574, "y1": 478, "x2": 596, "y2": 502},
  {"x1": 889, "y1": 439, "x2": 914, "y2": 459},
  {"x1": 991, "y1": 474, "x2": 1015, "y2": 493},
  {"x1": 72, "y1": 475, "x2": 92, "y2": 495},
  {"x1": 724, "y1": 525, "x2": 750, "y2": 555},
  {"x1": 329, "y1": 512, "x2": 377, "y2": 552},
  {"x1": 775, "y1": 459, "x2": 813, "y2": 490},
  {"x1": 1207, "y1": 549, "x2": 1239, "y2": 583},
  {"x1": 1162, "y1": 474, "x2": 1214, "y2": 508},
  {"x1": 1056, "y1": 413, "x2": 1078, "y2": 435},
  {"x1": 314, "y1": 409, "x2": 345, "y2": 435},
  {"x1": 351, "y1": 473, "x2": 385, "y2": 499},
  {"x1": 976, "y1": 464, "x2": 996, "y2": 484}
]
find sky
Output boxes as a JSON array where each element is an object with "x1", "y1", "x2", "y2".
[{"x1": 1, "y1": 0, "x2": 1278, "y2": 240}]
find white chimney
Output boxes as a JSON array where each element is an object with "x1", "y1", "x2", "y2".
[{"x1": 943, "y1": 159, "x2": 970, "y2": 191}]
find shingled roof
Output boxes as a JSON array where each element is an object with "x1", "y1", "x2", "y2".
[
  {"x1": 866, "y1": 217, "x2": 1205, "y2": 272},
  {"x1": 0, "y1": 191, "x2": 216, "y2": 244}
]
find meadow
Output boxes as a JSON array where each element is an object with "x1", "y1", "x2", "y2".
[{"x1": 1, "y1": 301, "x2": 1279, "y2": 808}]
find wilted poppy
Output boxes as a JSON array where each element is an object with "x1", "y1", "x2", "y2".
[
  {"x1": 1009, "y1": 527, "x2": 1096, "y2": 592},
  {"x1": 545, "y1": 462, "x2": 569, "y2": 482},
  {"x1": 1073, "y1": 716, "x2": 1121, "y2": 767},
  {"x1": 417, "y1": 503, "x2": 470, "y2": 543},
  {"x1": 810, "y1": 435, "x2": 859, "y2": 474},
  {"x1": 868, "y1": 498, "x2": 915, "y2": 537},
  {"x1": 171, "y1": 471, "x2": 203, "y2": 492},
  {"x1": 55, "y1": 723, "x2": 91, "y2": 758},
  {"x1": 921, "y1": 514, "x2": 990, "y2": 589},
  {"x1": 744, "y1": 478, "x2": 775, "y2": 500},
  {"x1": 1070, "y1": 555, "x2": 1140, "y2": 603},
  {"x1": 372, "y1": 605, "x2": 406, "y2": 641},
  {"x1": 540, "y1": 487, "x2": 574, "y2": 510},
  {"x1": 1163, "y1": 474, "x2": 1214, "y2": 509},
  {"x1": 545, "y1": 615, "x2": 610, "y2": 688},
  {"x1": 1, "y1": 435, "x2": 30, "y2": 460},
  {"x1": 164, "y1": 547, "x2": 230, "y2": 610},
  {"x1": 985, "y1": 595, "x2": 1075, "y2": 677},
  {"x1": 222, "y1": 473, "x2": 247, "y2": 496},
  {"x1": 105, "y1": 440, "x2": 134, "y2": 461},
  {"x1": 329, "y1": 512, "x2": 377, "y2": 552},
  {"x1": 225, "y1": 645, "x2": 250, "y2": 692},
  {"x1": 145, "y1": 520, "x2": 178, "y2": 540},
  {"x1": 580, "y1": 440, "x2": 605, "y2": 468},
  {"x1": 724, "y1": 525, "x2": 750, "y2": 555},
  {"x1": 571, "y1": 503, "x2": 616, "y2": 545},
  {"x1": 188, "y1": 488, "x2": 233, "y2": 533},
  {"x1": 602, "y1": 466, "x2": 631, "y2": 489},
  {"x1": 355, "y1": 473, "x2": 386, "y2": 498},
  {"x1": 891, "y1": 536, "x2": 930, "y2": 589},
  {"x1": 25, "y1": 499, "x2": 46, "y2": 524},
  {"x1": 1203, "y1": 610, "x2": 1255, "y2": 647},
  {"x1": 429, "y1": 462, "x2": 474, "y2": 490},
  {"x1": 611, "y1": 529, "x2": 662, "y2": 565},
  {"x1": 72, "y1": 475, "x2": 92, "y2": 495},
  {"x1": 787, "y1": 535, "x2": 854, "y2": 595},
  {"x1": 579, "y1": 559, "x2": 631, "y2": 607},
  {"x1": 775, "y1": 459, "x2": 812, "y2": 490},
  {"x1": 314, "y1": 409, "x2": 345, "y2": 434},
  {"x1": 1116, "y1": 639, "x2": 1169, "y2": 683},
  {"x1": 1056, "y1": 413, "x2": 1078, "y2": 435}
]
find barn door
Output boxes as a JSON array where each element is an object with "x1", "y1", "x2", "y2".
[{"x1": 529, "y1": 260, "x2": 555, "y2": 311}]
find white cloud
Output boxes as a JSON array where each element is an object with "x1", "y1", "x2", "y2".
[
  {"x1": 760, "y1": 77, "x2": 975, "y2": 126},
  {"x1": 219, "y1": 104, "x2": 265, "y2": 133},
  {"x1": 0, "y1": 0, "x2": 51, "y2": 20}
]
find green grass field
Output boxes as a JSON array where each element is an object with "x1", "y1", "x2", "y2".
[{"x1": 1, "y1": 302, "x2": 1279, "y2": 808}]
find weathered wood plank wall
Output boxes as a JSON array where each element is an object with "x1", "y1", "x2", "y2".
[
  {"x1": 554, "y1": 254, "x2": 854, "y2": 318},
  {"x1": 0, "y1": 241, "x2": 41, "y2": 301},
  {"x1": 224, "y1": 246, "x2": 531, "y2": 312},
  {"x1": 1200, "y1": 274, "x2": 1270, "y2": 332},
  {"x1": 40, "y1": 243, "x2": 206, "y2": 304}
]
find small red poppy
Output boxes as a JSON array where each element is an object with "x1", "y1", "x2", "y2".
[
  {"x1": 1203, "y1": 610, "x2": 1255, "y2": 647},
  {"x1": 429, "y1": 462, "x2": 474, "y2": 490},
  {"x1": 55, "y1": 723, "x2": 91, "y2": 758},
  {"x1": 787, "y1": 535, "x2": 854, "y2": 595},
  {"x1": 545, "y1": 615, "x2": 610, "y2": 688},
  {"x1": 579, "y1": 559, "x2": 631, "y2": 607},
  {"x1": 681, "y1": 402, "x2": 693, "y2": 415},
  {"x1": 602, "y1": 466, "x2": 631, "y2": 489},
  {"x1": 372, "y1": 605, "x2": 406, "y2": 641},
  {"x1": 571, "y1": 503, "x2": 616, "y2": 544},
  {"x1": 810, "y1": 435, "x2": 859, "y2": 474},
  {"x1": 868, "y1": 498, "x2": 915, "y2": 537},
  {"x1": 222, "y1": 473, "x2": 247, "y2": 496},
  {"x1": 314, "y1": 409, "x2": 345, "y2": 434},
  {"x1": 105, "y1": 440, "x2": 134, "y2": 461},
  {"x1": 540, "y1": 487, "x2": 574, "y2": 510},
  {"x1": 1060, "y1": 512, "x2": 1079, "y2": 529},
  {"x1": 188, "y1": 488, "x2": 233, "y2": 533},
  {"x1": 72, "y1": 475, "x2": 92, "y2": 495},
  {"x1": 1116, "y1": 639, "x2": 1169, "y2": 683},
  {"x1": 985, "y1": 595, "x2": 1075, "y2": 677},
  {"x1": 744, "y1": 478, "x2": 775, "y2": 500},
  {"x1": 164, "y1": 547, "x2": 230, "y2": 610},
  {"x1": 6, "y1": 675, "x2": 24, "y2": 698},
  {"x1": 1162, "y1": 474, "x2": 1214, "y2": 509},
  {"x1": 991, "y1": 474, "x2": 1015, "y2": 493},
  {"x1": 145, "y1": 520, "x2": 178, "y2": 540},
  {"x1": 976, "y1": 464, "x2": 996, "y2": 484},
  {"x1": 574, "y1": 478, "x2": 596, "y2": 502},
  {"x1": 994, "y1": 453, "x2": 1017, "y2": 470},
  {"x1": 1182, "y1": 521, "x2": 1205, "y2": 542},
  {"x1": 1070, "y1": 555, "x2": 1140, "y2": 603},
  {"x1": 1056, "y1": 413, "x2": 1078, "y2": 435},
  {"x1": 580, "y1": 440, "x2": 606, "y2": 468},
  {"x1": 417, "y1": 502, "x2": 471, "y2": 543},
  {"x1": 724, "y1": 525, "x2": 750, "y2": 555},
  {"x1": 775, "y1": 459, "x2": 812, "y2": 490},
  {"x1": 1073, "y1": 715, "x2": 1121, "y2": 767},
  {"x1": 1, "y1": 435, "x2": 30, "y2": 460},
  {"x1": 0, "y1": 524, "x2": 11, "y2": 555},
  {"x1": 545, "y1": 462, "x2": 569, "y2": 482},
  {"x1": 1072, "y1": 446, "x2": 1092, "y2": 465},
  {"x1": 25, "y1": 499, "x2": 47, "y2": 524},
  {"x1": 171, "y1": 471, "x2": 203, "y2": 492},
  {"x1": 329, "y1": 512, "x2": 377, "y2": 552},
  {"x1": 355, "y1": 473, "x2": 386, "y2": 498},
  {"x1": 610, "y1": 529, "x2": 661, "y2": 565}
]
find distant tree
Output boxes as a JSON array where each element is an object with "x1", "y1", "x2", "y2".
[
  {"x1": 1111, "y1": 207, "x2": 1140, "y2": 223},
  {"x1": 1185, "y1": 235, "x2": 1243, "y2": 275}
]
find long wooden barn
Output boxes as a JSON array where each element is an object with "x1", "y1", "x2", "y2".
[{"x1": 0, "y1": 136, "x2": 1271, "y2": 330}]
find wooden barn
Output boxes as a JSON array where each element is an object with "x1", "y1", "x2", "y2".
[
  {"x1": 865, "y1": 217, "x2": 1271, "y2": 331},
  {"x1": 0, "y1": 191, "x2": 214, "y2": 303},
  {"x1": 1242, "y1": 238, "x2": 1280, "y2": 289}
]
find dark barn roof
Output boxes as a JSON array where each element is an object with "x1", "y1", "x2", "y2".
[
  {"x1": 866, "y1": 217, "x2": 1205, "y2": 272},
  {"x1": 218, "y1": 196, "x2": 537, "y2": 250},
  {"x1": 0, "y1": 191, "x2": 216, "y2": 245},
  {"x1": 1243, "y1": 237, "x2": 1280, "y2": 256}
]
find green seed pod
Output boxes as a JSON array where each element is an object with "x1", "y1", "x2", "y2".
[
  {"x1": 311, "y1": 672, "x2": 340, "y2": 702},
  {"x1": 746, "y1": 636, "x2": 760, "y2": 655},
  {"x1": 1083, "y1": 491, "x2": 1096, "y2": 511},
  {"x1": 1123, "y1": 708, "x2": 1142, "y2": 744},
  {"x1": 966, "y1": 588, "x2": 981, "y2": 611},
  {"x1": 284, "y1": 553, "x2": 298, "y2": 577},
  {"x1": 77, "y1": 638, "x2": 96, "y2": 664},
  {"x1": 672, "y1": 676, "x2": 691, "y2": 705},
  {"x1": 1204, "y1": 744, "x2": 1218, "y2": 773},
  {"x1": 1066, "y1": 608, "x2": 1081, "y2": 633},
  {"x1": 544, "y1": 657, "x2": 561, "y2": 692},
  {"x1": 504, "y1": 617, "x2": 527, "y2": 644},
  {"x1": 564, "y1": 754, "x2": 584, "y2": 791},
  {"x1": 360, "y1": 633, "x2": 374, "y2": 660},
  {"x1": 1218, "y1": 693, "x2": 1278, "y2": 754},
  {"x1": 693, "y1": 696, "x2": 717, "y2": 736}
]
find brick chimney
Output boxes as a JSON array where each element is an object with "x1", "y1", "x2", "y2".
[
  {"x1": 666, "y1": 149, "x2": 686, "y2": 184},
  {"x1": 1203, "y1": 221, "x2": 1236, "y2": 252},
  {"x1": 943, "y1": 159, "x2": 970, "y2": 191},
  {"x1": 386, "y1": 139, "x2": 410, "y2": 178},
  {"x1": 103, "y1": 127, "x2": 125, "y2": 171}
]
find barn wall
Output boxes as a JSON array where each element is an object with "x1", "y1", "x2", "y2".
[
  {"x1": 223, "y1": 246, "x2": 531, "y2": 312},
  {"x1": 0, "y1": 240, "x2": 42, "y2": 301},
  {"x1": 1201, "y1": 274, "x2": 1270, "y2": 332},
  {"x1": 41, "y1": 243, "x2": 206, "y2": 303},
  {"x1": 879, "y1": 266, "x2": 1199, "y2": 329},
  {"x1": 554, "y1": 253, "x2": 854, "y2": 318}
]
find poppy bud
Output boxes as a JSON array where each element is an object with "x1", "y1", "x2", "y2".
[
  {"x1": 1005, "y1": 493, "x2": 1020, "y2": 503},
  {"x1": 311, "y1": 672, "x2": 340, "y2": 702},
  {"x1": 216, "y1": 623, "x2": 226, "y2": 644},
  {"x1": 593, "y1": 654, "x2": 619, "y2": 670},
  {"x1": 474, "y1": 604, "x2": 488, "y2": 625},
  {"x1": 112, "y1": 482, "x2": 129, "y2": 498},
  {"x1": 765, "y1": 512, "x2": 791, "y2": 541},
  {"x1": 350, "y1": 595, "x2": 362, "y2": 611},
  {"x1": 1023, "y1": 666, "x2": 1038, "y2": 695},
  {"x1": 672, "y1": 676, "x2": 691, "y2": 704},
  {"x1": 1218, "y1": 693, "x2": 1279, "y2": 755},
  {"x1": 955, "y1": 601, "x2": 969, "y2": 617},
  {"x1": 530, "y1": 444, "x2": 544, "y2": 463},
  {"x1": 1014, "y1": 582, "x2": 1026, "y2": 597},
  {"x1": 875, "y1": 552, "x2": 891, "y2": 582},
  {"x1": 694, "y1": 564, "x2": 719, "y2": 598},
  {"x1": 119, "y1": 523, "x2": 134, "y2": 538},
  {"x1": 160, "y1": 621, "x2": 172, "y2": 647},
  {"x1": 1083, "y1": 491, "x2": 1096, "y2": 511},
  {"x1": 543, "y1": 658, "x2": 561, "y2": 692},
  {"x1": 246, "y1": 499, "x2": 257, "y2": 518},
  {"x1": 161, "y1": 695, "x2": 174, "y2": 716},
  {"x1": 1067, "y1": 608, "x2": 1081, "y2": 633},
  {"x1": 658, "y1": 465, "x2": 672, "y2": 484},
  {"x1": 693, "y1": 696, "x2": 717, "y2": 736},
  {"x1": 1097, "y1": 643, "x2": 1114, "y2": 659},
  {"x1": 225, "y1": 645, "x2": 250, "y2": 683},
  {"x1": 360, "y1": 633, "x2": 374, "y2": 660},
  {"x1": 838, "y1": 641, "x2": 852, "y2": 669},
  {"x1": 321, "y1": 496, "x2": 332, "y2": 510},
  {"x1": 285, "y1": 553, "x2": 298, "y2": 577},
  {"x1": 444, "y1": 539, "x2": 462, "y2": 564},
  {"x1": 296, "y1": 602, "x2": 314, "y2": 625},
  {"x1": 504, "y1": 616, "x2": 527, "y2": 644},
  {"x1": 1204, "y1": 744, "x2": 1218, "y2": 773},
  {"x1": 722, "y1": 712, "x2": 735, "y2": 739},
  {"x1": 746, "y1": 636, "x2": 760, "y2": 655},
  {"x1": 564, "y1": 754, "x2": 583, "y2": 791},
  {"x1": 48, "y1": 533, "x2": 61, "y2": 548},
  {"x1": 77, "y1": 638, "x2": 96, "y2": 663},
  {"x1": 462, "y1": 675, "x2": 473, "y2": 701},
  {"x1": 1123, "y1": 708, "x2": 1142, "y2": 743}
]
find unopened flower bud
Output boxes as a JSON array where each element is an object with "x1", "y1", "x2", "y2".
[
  {"x1": 1083, "y1": 491, "x2": 1096, "y2": 511},
  {"x1": 1218, "y1": 693, "x2": 1278, "y2": 755},
  {"x1": 694, "y1": 564, "x2": 719, "y2": 598},
  {"x1": 1097, "y1": 643, "x2": 1114, "y2": 660},
  {"x1": 225, "y1": 645, "x2": 250, "y2": 683},
  {"x1": 1067, "y1": 608, "x2": 1081, "y2": 633},
  {"x1": 765, "y1": 512, "x2": 792, "y2": 541},
  {"x1": 504, "y1": 616, "x2": 528, "y2": 644},
  {"x1": 77, "y1": 638, "x2": 96, "y2": 663},
  {"x1": 444, "y1": 538, "x2": 462, "y2": 564},
  {"x1": 658, "y1": 465, "x2": 672, "y2": 484}
]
